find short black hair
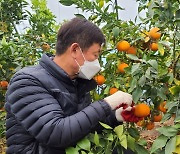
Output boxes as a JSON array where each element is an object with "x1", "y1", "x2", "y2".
[{"x1": 56, "y1": 17, "x2": 105, "y2": 55}]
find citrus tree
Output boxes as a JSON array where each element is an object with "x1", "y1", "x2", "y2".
[
  {"x1": 0, "y1": 0, "x2": 179, "y2": 153},
  {"x1": 59, "y1": 0, "x2": 180, "y2": 154}
]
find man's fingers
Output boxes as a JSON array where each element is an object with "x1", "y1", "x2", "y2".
[{"x1": 125, "y1": 106, "x2": 132, "y2": 111}]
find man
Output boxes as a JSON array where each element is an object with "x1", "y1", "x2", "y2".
[{"x1": 5, "y1": 17, "x2": 133, "y2": 154}]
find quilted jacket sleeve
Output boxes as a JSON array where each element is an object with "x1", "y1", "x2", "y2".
[{"x1": 6, "y1": 73, "x2": 111, "y2": 148}]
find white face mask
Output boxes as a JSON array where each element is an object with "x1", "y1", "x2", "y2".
[{"x1": 74, "y1": 48, "x2": 101, "y2": 80}]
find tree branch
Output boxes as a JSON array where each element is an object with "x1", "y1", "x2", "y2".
[
  {"x1": 114, "y1": 0, "x2": 119, "y2": 20},
  {"x1": 9, "y1": 13, "x2": 19, "y2": 34},
  {"x1": 172, "y1": 25, "x2": 177, "y2": 78}
]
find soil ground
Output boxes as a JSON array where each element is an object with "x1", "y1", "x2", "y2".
[{"x1": 140, "y1": 117, "x2": 174, "y2": 150}]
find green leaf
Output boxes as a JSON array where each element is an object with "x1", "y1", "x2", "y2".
[
  {"x1": 105, "y1": 0, "x2": 110, "y2": 3},
  {"x1": 132, "y1": 87, "x2": 143, "y2": 103},
  {"x1": 98, "y1": 0, "x2": 104, "y2": 8},
  {"x1": 157, "y1": 87, "x2": 166, "y2": 100},
  {"x1": 175, "y1": 31, "x2": 180, "y2": 38},
  {"x1": 65, "y1": 147, "x2": 79, "y2": 154},
  {"x1": 115, "y1": 5, "x2": 125, "y2": 10},
  {"x1": 159, "y1": 75, "x2": 170, "y2": 83},
  {"x1": 165, "y1": 136, "x2": 176, "y2": 154},
  {"x1": 150, "y1": 135, "x2": 168, "y2": 154},
  {"x1": 167, "y1": 72, "x2": 174, "y2": 84},
  {"x1": 175, "y1": 9, "x2": 180, "y2": 19},
  {"x1": 148, "y1": 60, "x2": 158, "y2": 70},
  {"x1": 127, "y1": 127, "x2": 140, "y2": 139},
  {"x1": 93, "y1": 92, "x2": 100, "y2": 101},
  {"x1": 175, "y1": 109, "x2": 180, "y2": 122},
  {"x1": 157, "y1": 126, "x2": 178, "y2": 137},
  {"x1": 126, "y1": 54, "x2": 139, "y2": 61},
  {"x1": 166, "y1": 103, "x2": 177, "y2": 113},
  {"x1": 112, "y1": 27, "x2": 120, "y2": 37},
  {"x1": 74, "y1": 14, "x2": 86, "y2": 19},
  {"x1": 114, "y1": 81, "x2": 120, "y2": 88},
  {"x1": 158, "y1": 43, "x2": 164, "y2": 56},
  {"x1": 174, "y1": 78, "x2": 180, "y2": 86},
  {"x1": 120, "y1": 134, "x2": 127, "y2": 149},
  {"x1": 77, "y1": 138, "x2": 90, "y2": 151},
  {"x1": 128, "y1": 77, "x2": 137, "y2": 93},
  {"x1": 104, "y1": 140, "x2": 112, "y2": 154},
  {"x1": 89, "y1": 15, "x2": 98, "y2": 21},
  {"x1": 138, "y1": 138, "x2": 147, "y2": 146},
  {"x1": 131, "y1": 63, "x2": 140, "y2": 74},
  {"x1": 145, "y1": 67, "x2": 151, "y2": 79},
  {"x1": 135, "y1": 143, "x2": 149, "y2": 154},
  {"x1": 94, "y1": 131, "x2": 99, "y2": 146},
  {"x1": 176, "y1": 135, "x2": 180, "y2": 146},
  {"x1": 0, "y1": 31, "x2": 4, "y2": 35},
  {"x1": 107, "y1": 133, "x2": 113, "y2": 141},
  {"x1": 1, "y1": 36, "x2": 7, "y2": 46},
  {"x1": 99, "y1": 122, "x2": 112, "y2": 129},
  {"x1": 114, "y1": 125, "x2": 123, "y2": 139},
  {"x1": 169, "y1": 85, "x2": 180, "y2": 96},
  {"x1": 161, "y1": 113, "x2": 171, "y2": 123},
  {"x1": 174, "y1": 123, "x2": 180, "y2": 130},
  {"x1": 104, "y1": 86, "x2": 110, "y2": 95},
  {"x1": 127, "y1": 135, "x2": 135, "y2": 151},
  {"x1": 104, "y1": 4, "x2": 110, "y2": 12},
  {"x1": 138, "y1": 75, "x2": 146, "y2": 87},
  {"x1": 59, "y1": 0, "x2": 74, "y2": 6}
]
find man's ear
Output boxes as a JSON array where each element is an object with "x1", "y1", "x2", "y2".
[{"x1": 70, "y1": 43, "x2": 79, "y2": 58}]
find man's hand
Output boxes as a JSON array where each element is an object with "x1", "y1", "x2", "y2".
[{"x1": 104, "y1": 91, "x2": 132, "y2": 110}]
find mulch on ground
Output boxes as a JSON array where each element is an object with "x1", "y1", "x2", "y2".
[{"x1": 140, "y1": 117, "x2": 174, "y2": 150}]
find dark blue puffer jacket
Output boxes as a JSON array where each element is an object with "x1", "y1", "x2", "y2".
[{"x1": 5, "y1": 54, "x2": 120, "y2": 154}]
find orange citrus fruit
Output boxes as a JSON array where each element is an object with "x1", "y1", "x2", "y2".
[
  {"x1": 146, "y1": 122, "x2": 155, "y2": 130},
  {"x1": 149, "y1": 27, "x2": 161, "y2": 40},
  {"x1": 94, "y1": 75, "x2": 105, "y2": 85},
  {"x1": 118, "y1": 63, "x2": 129, "y2": 73},
  {"x1": 150, "y1": 43, "x2": 158, "y2": 51},
  {"x1": 134, "y1": 103, "x2": 150, "y2": 117},
  {"x1": 136, "y1": 120, "x2": 145, "y2": 127},
  {"x1": 126, "y1": 46, "x2": 136, "y2": 55},
  {"x1": 0, "y1": 80, "x2": 8, "y2": 88},
  {"x1": 158, "y1": 101, "x2": 167, "y2": 113},
  {"x1": 42, "y1": 43, "x2": 50, "y2": 51},
  {"x1": 116, "y1": 40, "x2": 130, "y2": 51},
  {"x1": 109, "y1": 87, "x2": 118, "y2": 95},
  {"x1": 153, "y1": 114, "x2": 162, "y2": 122}
]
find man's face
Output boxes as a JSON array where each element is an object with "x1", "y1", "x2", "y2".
[{"x1": 75, "y1": 43, "x2": 102, "y2": 66}]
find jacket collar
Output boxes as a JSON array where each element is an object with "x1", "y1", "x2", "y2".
[
  {"x1": 76, "y1": 78, "x2": 97, "y2": 96},
  {"x1": 39, "y1": 53, "x2": 72, "y2": 85},
  {"x1": 39, "y1": 54, "x2": 97, "y2": 93}
]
